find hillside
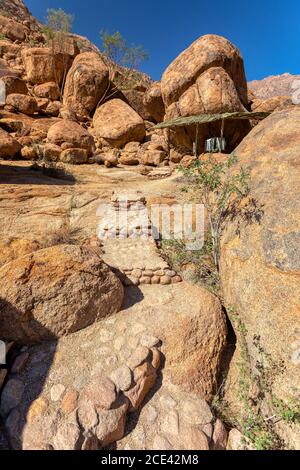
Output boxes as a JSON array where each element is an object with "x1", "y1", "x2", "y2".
[{"x1": 249, "y1": 72, "x2": 299, "y2": 99}]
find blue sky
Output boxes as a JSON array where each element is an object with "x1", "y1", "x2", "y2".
[{"x1": 26, "y1": 0, "x2": 300, "y2": 81}]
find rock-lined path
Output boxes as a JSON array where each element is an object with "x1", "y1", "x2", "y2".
[
  {"x1": 99, "y1": 190, "x2": 182, "y2": 286},
  {"x1": 118, "y1": 380, "x2": 227, "y2": 450},
  {"x1": 1, "y1": 282, "x2": 227, "y2": 450},
  {"x1": 0, "y1": 164, "x2": 228, "y2": 450}
]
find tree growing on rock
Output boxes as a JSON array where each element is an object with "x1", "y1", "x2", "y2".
[
  {"x1": 42, "y1": 8, "x2": 74, "y2": 95},
  {"x1": 98, "y1": 30, "x2": 149, "y2": 105}
]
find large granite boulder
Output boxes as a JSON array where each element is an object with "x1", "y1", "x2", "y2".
[
  {"x1": 0, "y1": 244, "x2": 124, "y2": 344},
  {"x1": 220, "y1": 106, "x2": 300, "y2": 449},
  {"x1": 161, "y1": 34, "x2": 250, "y2": 152},
  {"x1": 21, "y1": 48, "x2": 73, "y2": 86},
  {"x1": 63, "y1": 52, "x2": 109, "y2": 121},
  {"x1": 47, "y1": 120, "x2": 95, "y2": 155},
  {"x1": 93, "y1": 98, "x2": 145, "y2": 148}
]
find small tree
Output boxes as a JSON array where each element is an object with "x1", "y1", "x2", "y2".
[
  {"x1": 98, "y1": 30, "x2": 149, "y2": 106},
  {"x1": 100, "y1": 30, "x2": 148, "y2": 69},
  {"x1": 181, "y1": 154, "x2": 250, "y2": 270},
  {"x1": 46, "y1": 8, "x2": 74, "y2": 35},
  {"x1": 42, "y1": 8, "x2": 74, "y2": 95}
]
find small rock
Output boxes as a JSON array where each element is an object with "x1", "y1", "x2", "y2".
[
  {"x1": 77, "y1": 400, "x2": 98, "y2": 431},
  {"x1": 151, "y1": 348, "x2": 161, "y2": 370},
  {"x1": 131, "y1": 269, "x2": 142, "y2": 279},
  {"x1": 125, "y1": 372, "x2": 156, "y2": 411},
  {"x1": 140, "y1": 333, "x2": 160, "y2": 348},
  {"x1": 61, "y1": 389, "x2": 79, "y2": 415},
  {"x1": 96, "y1": 398, "x2": 128, "y2": 447},
  {"x1": 110, "y1": 366, "x2": 133, "y2": 392},
  {"x1": 53, "y1": 421, "x2": 81, "y2": 450},
  {"x1": 27, "y1": 397, "x2": 49, "y2": 424},
  {"x1": 164, "y1": 270, "x2": 176, "y2": 277},
  {"x1": 1, "y1": 379, "x2": 24, "y2": 415},
  {"x1": 83, "y1": 375, "x2": 117, "y2": 410},
  {"x1": 226, "y1": 428, "x2": 251, "y2": 450},
  {"x1": 171, "y1": 275, "x2": 182, "y2": 284},
  {"x1": 212, "y1": 419, "x2": 228, "y2": 450},
  {"x1": 202, "y1": 423, "x2": 213, "y2": 441},
  {"x1": 160, "y1": 275, "x2": 172, "y2": 285},
  {"x1": 139, "y1": 276, "x2": 151, "y2": 285},
  {"x1": 143, "y1": 270, "x2": 154, "y2": 277},
  {"x1": 126, "y1": 345, "x2": 150, "y2": 369},
  {"x1": 151, "y1": 276, "x2": 161, "y2": 285},
  {"x1": 50, "y1": 384, "x2": 66, "y2": 402},
  {"x1": 180, "y1": 399, "x2": 213, "y2": 426}
]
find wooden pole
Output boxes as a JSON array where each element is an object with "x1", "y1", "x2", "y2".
[{"x1": 194, "y1": 124, "x2": 199, "y2": 158}]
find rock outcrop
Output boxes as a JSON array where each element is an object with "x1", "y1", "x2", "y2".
[
  {"x1": 47, "y1": 119, "x2": 95, "y2": 156},
  {"x1": 251, "y1": 95, "x2": 293, "y2": 113},
  {"x1": 0, "y1": 127, "x2": 21, "y2": 157},
  {"x1": 161, "y1": 34, "x2": 250, "y2": 152},
  {"x1": 21, "y1": 48, "x2": 72, "y2": 86},
  {"x1": 249, "y1": 73, "x2": 300, "y2": 99},
  {"x1": 93, "y1": 98, "x2": 146, "y2": 148},
  {"x1": 0, "y1": 15, "x2": 29, "y2": 42},
  {"x1": 0, "y1": 244, "x2": 124, "y2": 344},
  {"x1": 63, "y1": 52, "x2": 109, "y2": 121},
  {"x1": 220, "y1": 106, "x2": 300, "y2": 449},
  {"x1": 6, "y1": 93, "x2": 37, "y2": 115},
  {"x1": 143, "y1": 81, "x2": 165, "y2": 123}
]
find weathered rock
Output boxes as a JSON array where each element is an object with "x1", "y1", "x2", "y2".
[
  {"x1": 20, "y1": 145, "x2": 36, "y2": 160},
  {"x1": 122, "y1": 89, "x2": 152, "y2": 121},
  {"x1": 0, "y1": 244, "x2": 124, "y2": 344},
  {"x1": 143, "y1": 81, "x2": 165, "y2": 123},
  {"x1": 95, "y1": 399, "x2": 128, "y2": 447},
  {"x1": 0, "y1": 378, "x2": 24, "y2": 415},
  {"x1": 93, "y1": 98, "x2": 145, "y2": 148},
  {"x1": 0, "y1": 15, "x2": 28, "y2": 42},
  {"x1": 33, "y1": 82, "x2": 60, "y2": 101},
  {"x1": 110, "y1": 366, "x2": 133, "y2": 392},
  {"x1": 226, "y1": 429, "x2": 250, "y2": 450},
  {"x1": 60, "y1": 148, "x2": 88, "y2": 164},
  {"x1": 212, "y1": 419, "x2": 228, "y2": 450},
  {"x1": 161, "y1": 34, "x2": 250, "y2": 152},
  {"x1": 47, "y1": 120, "x2": 94, "y2": 154},
  {"x1": 6, "y1": 93, "x2": 37, "y2": 115},
  {"x1": 21, "y1": 47, "x2": 72, "y2": 85},
  {"x1": 0, "y1": 127, "x2": 21, "y2": 158},
  {"x1": 82, "y1": 376, "x2": 117, "y2": 411},
  {"x1": 42, "y1": 143, "x2": 61, "y2": 162},
  {"x1": 220, "y1": 106, "x2": 300, "y2": 449},
  {"x1": 45, "y1": 101, "x2": 61, "y2": 117},
  {"x1": 251, "y1": 95, "x2": 293, "y2": 113},
  {"x1": 0, "y1": 238, "x2": 40, "y2": 268},
  {"x1": 141, "y1": 150, "x2": 166, "y2": 166},
  {"x1": 63, "y1": 52, "x2": 109, "y2": 121},
  {"x1": 36, "y1": 98, "x2": 49, "y2": 113},
  {"x1": 162, "y1": 34, "x2": 247, "y2": 107},
  {"x1": 1, "y1": 76, "x2": 27, "y2": 95},
  {"x1": 119, "y1": 153, "x2": 139, "y2": 165}
]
